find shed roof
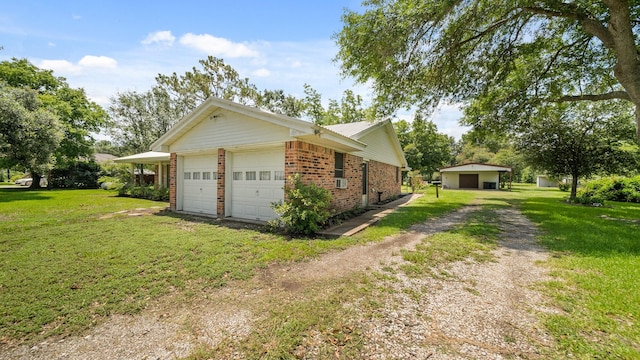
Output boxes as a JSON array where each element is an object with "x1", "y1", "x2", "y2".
[{"x1": 439, "y1": 163, "x2": 512, "y2": 172}]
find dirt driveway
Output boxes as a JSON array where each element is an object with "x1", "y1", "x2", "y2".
[{"x1": 2, "y1": 204, "x2": 555, "y2": 359}]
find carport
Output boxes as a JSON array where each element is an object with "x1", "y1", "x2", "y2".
[{"x1": 113, "y1": 151, "x2": 171, "y2": 187}]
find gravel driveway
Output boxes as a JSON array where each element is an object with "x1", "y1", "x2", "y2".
[{"x1": 2, "y1": 204, "x2": 554, "y2": 359}]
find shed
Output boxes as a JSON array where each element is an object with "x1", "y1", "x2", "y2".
[{"x1": 439, "y1": 163, "x2": 512, "y2": 190}]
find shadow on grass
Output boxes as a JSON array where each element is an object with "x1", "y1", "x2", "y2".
[{"x1": 0, "y1": 188, "x2": 52, "y2": 203}]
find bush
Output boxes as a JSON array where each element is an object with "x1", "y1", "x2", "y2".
[
  {"x1": 50, "y1": 161, "x2": 101, "y2": 189},
  {"x1": 118, "y1": 184, "x2": 169, "y2": 201},
  {"x1": 577, "y1": 175, "x2": 640, "y2": 203},
  {"x1": 558, "y1": 182, "x2": 570, "y2": 192},
  {"x1": 269, "y1": 174, "x2": 332, "y2": 236}
]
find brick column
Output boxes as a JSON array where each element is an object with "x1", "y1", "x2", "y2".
[
  {"x1": 217, "y1": 148, "x2": 226, "y2": 217},
  {"x1": 169, "y1": 153, "x2": 177, "y2": 211}
]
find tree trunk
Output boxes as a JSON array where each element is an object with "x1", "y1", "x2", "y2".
[
  {"x1": 570, "y1": 173, "x2": 579, "y2": 200},
  {"x1": 29, "y1": 173, "x2": 42, "y2": 189}
]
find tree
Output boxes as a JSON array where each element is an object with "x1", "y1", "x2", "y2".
[
  {"x1": 108, "y1": 88, "x2": 179, "y2": 155},
  {"x1": 516, "y1": 101, "x2": 637, "y2": 199},
  {"x1": 335, "y1": 1, "x2": 640, "y2": 140},
  {"x1": 155, "y1": 56, "x2": 258, "y2": 117},
  {"x1": 0, "y1": 84, "x2": 63, "y2": 180},
  {"x1": 256, "y1": 89, "x2": 305, "y2": 117},
  {"x1": 0, "y1": 58, "x2": 109, "y2": 186}
]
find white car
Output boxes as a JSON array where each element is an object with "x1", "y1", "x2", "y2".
[
  {"x1": 14, "y1": 177, "x2": 47, "y2": 187},
  {"x1": 15, "y1": 178, "x2": 32, "y2": 186}
]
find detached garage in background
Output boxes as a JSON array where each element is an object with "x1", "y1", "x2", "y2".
[{"x1": 439, "y1": 163, "x2": 512, "y2": 190}]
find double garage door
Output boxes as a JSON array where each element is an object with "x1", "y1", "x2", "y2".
[{"x1": 181, "y1": 149, "x2": 284, "y2": 221}]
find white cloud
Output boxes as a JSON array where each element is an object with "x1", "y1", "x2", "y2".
[
  {"x1": 38, "y1": 55, "x2": 118, "y2": 76},
  {"x1": 48, "y1": 42, "x2": 56, "y2": 47},
  {"x1": 290, "y1": 60, "x2": 302, "y2": 68},
  {"x1": 78, "y1": 55, "x2": 118, "y2": 69},
  {"x1": 38, "y1": 59, "x2": 81, "y2": 74},
  {"x1": 179, "y1": 33, "x2": 259, "y2": 58},
  {"x1": 141, "y1": 30, "x2": 175, "y2": 46},
  {"x1": 252, "y1": 68, "x2": 270, "y2": 77}
]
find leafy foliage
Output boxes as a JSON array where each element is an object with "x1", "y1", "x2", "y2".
[
  {"x1": 118, "y1": 184, "x2": 170, "y2": 201},
  {"x1": 577, "y1": 176, "x2": 640, "y2": 204},
  {"x1": 49, "y1": 161, "x2": 101, "y2": 189},
  {"x1": 515, "y1": 102, "x2": 637, "y2": 198},
  {"x1": 270, "y1": 174, "x2": 332, "y2": 236},
  {"x1": 336, "y1": 1, "x2": 640, "y2": 139},
  {"x1": 0, "y1": 83, "x2": 62, "y2": 176}
]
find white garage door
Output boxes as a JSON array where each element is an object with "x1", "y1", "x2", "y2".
[
  {"x1": 231, "y1": 149, "x2": 285, "y2": 221},
  {"x1": 182, "y1": 154, "x2": 217, "y2": 215}
]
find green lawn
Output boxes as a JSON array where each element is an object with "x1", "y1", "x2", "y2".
[
  {"x1": 518, "y1": 190, "x2": 640, "y2": 358},
  {"x1": 2, "y1": 185, "x2": 638, "y2": 358},
  {"x1": 0, "y1": 187, "x2": 476, "y2": 344}
]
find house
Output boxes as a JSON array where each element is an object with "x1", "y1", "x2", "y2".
[
  {"x1": 141, "y1": 97, "x2": 407, "y2": 222},
  {"x1": 439, "y1": 163, "x2": 512, "y2": 190}
]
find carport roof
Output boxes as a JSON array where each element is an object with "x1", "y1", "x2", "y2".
[{"x1": 114, "y1": 151, "x2": 170, "y2": 164}]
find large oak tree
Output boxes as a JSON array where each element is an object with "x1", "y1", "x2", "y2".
[{"x1": 335, "y1": 1, "x2": 640, "y2": 139}]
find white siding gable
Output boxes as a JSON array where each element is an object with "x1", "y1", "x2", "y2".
[
  {"x1": 170, "y1": 109, "x2": 291, "y2": 153},
  {"x1": 355, "y1": 126, "x2": 404, "y2": 167}
]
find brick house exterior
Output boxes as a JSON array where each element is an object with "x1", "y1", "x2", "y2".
[{"x1": 146, "y1": 97, "x2": 407, "y2": 221}]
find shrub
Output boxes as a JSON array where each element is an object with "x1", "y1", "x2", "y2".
[
  {"x1": 577, "y1": 175, "x2": 640, "y2": 203},
  {"x1": 49, "y1": 161, "x2": 101, "y2": 189},
  {"x1": 558, "y1": 182, "x2": 570, "y2": 192},
  {"x1": 118, "y1": 184, "x2": 169, "y2": 201},
  {"x1": 269, "y1": 174, "x2": 332, "y2": 236}
]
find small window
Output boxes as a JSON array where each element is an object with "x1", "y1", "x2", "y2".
[
  {"x1": 202, "y1": 172, "x2": 211, "y2": 180},
  {"x1": 396, "y1": 167, "x2": 399, "y2": 183},
  {"x1": 233, "y1": 171, "x2": 243, "y2": 181},
  {"x1": 212, "y1": 172, "x2": 218, "y2": 180},
  {"x1": 260, "y1": 171, "x2": 271, "y2": 181},
  {"x1": 184, "y1": 172, "x2": 191, "y2": 180},
  {"x1": 335, "y1": 152, "x2": 344, "y2": 178},
  {"x1": 192, "y1": 172, "x2": 201, "y2": 180},
  {"x1": 246, "y1": 171, "x2": 256, "y2": 180},
  {"x1": 274, "y1": 171, "x2": 285, "y2": 181}
]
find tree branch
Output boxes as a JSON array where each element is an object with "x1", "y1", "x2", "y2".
[
  {"x1": 521, "y1": 4, "x2": 615, "y2": 49},
  {"x1": 554, "y1": 91, "x2": 631, "y2": 102}
]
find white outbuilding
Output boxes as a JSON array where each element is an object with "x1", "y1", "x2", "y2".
[{"x1": 439, "y1": 163, "x2": 512, "y2": 190}]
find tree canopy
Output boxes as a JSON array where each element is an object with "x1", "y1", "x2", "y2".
[
  {"x1": 0, "y1": 58, "x2": 108, "y2": 185},
  {"x1": 335, "y1": 1, "x2": 640, "y2": 139}
]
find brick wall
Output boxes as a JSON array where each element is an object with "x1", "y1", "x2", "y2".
[
  {"x1": 169, "y1": 153, "x2": 177, "y2": 211},
  {"x1": 217, "y1": 148, "x2": 226, "y2": 216},
  {"x1": 285, "y1": 140, "x2": 362, "y2": 213},
  {"x1": 367, "y1": 160, "x2": 401, "y2": 205}
]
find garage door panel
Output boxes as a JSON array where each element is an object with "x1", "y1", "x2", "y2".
[
  {"x1": 182, "y1": 155, "x2": 217, "y2": 215},
  {"x1": 231, "y1": 149, "x2": 284, "y2": 221}
]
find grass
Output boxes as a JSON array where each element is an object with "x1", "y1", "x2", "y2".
[
  {"x1": 399, "y1": 207, "x2": 500, "y2": 277},
  {"x1": 518, "y1": 193, "x2": 640, "y2": 358},
  {"x1": 353, "y1": 186, "x2": 478, "y2": 241},
  {"x1": 0, "y1": 186, "x2": 475, "y2": 345},
  {"x1": 6, "y1": 184, "x2": 638, "y2": 358}
]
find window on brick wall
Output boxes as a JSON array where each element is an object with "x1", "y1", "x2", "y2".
[{"x1": 335, "y1": 152, "x2": 344, "y2": 178}]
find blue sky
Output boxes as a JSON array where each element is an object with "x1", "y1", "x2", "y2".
[{"x1": 1, "y1": 0, "x2": 466, "y2": 139}]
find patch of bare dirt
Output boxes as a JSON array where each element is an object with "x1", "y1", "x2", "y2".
[{"x1": 1, "y1": 204, "x2": 555, "y2": 360}]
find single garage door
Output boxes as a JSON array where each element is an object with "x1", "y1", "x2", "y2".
[
  {"x1": 459, "y1": 174, "x2": 479, "y2": 189},
  {"x1": 182, "y1": 154, "x2": 217, "y2": 215},
  {"x1": 231, "y1": 149, "x2": 285, "y2": 221}
]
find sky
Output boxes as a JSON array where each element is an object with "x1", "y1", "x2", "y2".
[{"x1": 0, "y1": 0, "x2": 467, "y2": 139}]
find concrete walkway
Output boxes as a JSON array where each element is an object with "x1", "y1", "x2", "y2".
[{"x1": 319, "y1": 193, "x2": 423, "y2": 237}]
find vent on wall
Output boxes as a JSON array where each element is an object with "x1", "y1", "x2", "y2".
[{"x1": 334, "y1": 178, "x2": 348, "y2": 189}]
